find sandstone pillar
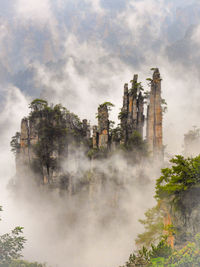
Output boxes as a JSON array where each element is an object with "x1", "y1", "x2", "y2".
[{"x1": 146, "y1": 68, "x2": 163, "y2": 160}]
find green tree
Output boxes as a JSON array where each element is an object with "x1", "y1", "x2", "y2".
[
  {"x1": 29, "y1": 99, "x2": 48, "y2": 112},
  {"x1": 0, "y1": 207, "x2": 46, "y2": 267},
  {"x1": 99, "y1": 102, "x2": 114, "y2": 112},
  {"x1": 119, "y1": 247, "x2": 150, "y2": 267},
  {"x1": 155, "y1": 155, "x2": 200, "y2": 203},
  {"x1": 0, "y1": 207, "x2": 26, "y2": 264},
  {"x1": 150, "y1": 239, "x2": 172, "y2": 259},
  {"x1": 119, "y1": 239, "x2": 172, "y2": 267},
  {"x1": 28, "y1": 100, "x2": 84, "y2": 177},
  {"x1": 136, "y1": 204, "x2": 164, "y2": 248},
  {"x1": 10, "y1": 133, "x2": 21, "y2": 155}
]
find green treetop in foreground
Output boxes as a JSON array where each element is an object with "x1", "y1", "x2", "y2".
[
  {"x1": 155, "y1": 155, "x2": 200, "y2": 203},
  {"x1": 0, "y1": 206, "x2": 25, "y2": 264},
  {"x1": 120, "y1": 154, "x2": 200, "y2": 267},
  {"x1": 0, "y1": 206, "x2": 46, "y2": 267}
]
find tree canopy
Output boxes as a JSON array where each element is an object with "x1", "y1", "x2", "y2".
[
  {"x1": 155, "y1": 155, "x2": 200, "y2": 203},
  {"x1": 0, "y1": 206, "x2": 26, "y2": 265}
]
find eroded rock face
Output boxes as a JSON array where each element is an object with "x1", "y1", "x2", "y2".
[
  {"x1": 120, "y1": 75, "x2": 145, "y2": 145},
  {"x1": 15, "y1": 69, "x2": 164, "y2": 193},
  {"x1": 98, "y1": 104, "x2": 109, "y2": 149},
  {"x1": 91, "y1": 70, "x2": 164, "y2": 161},
  {"x1": 92, "y1": 125, "x2": 98, "y2": 149},
  {"x1": 16, "y1": 107, "x2": 91, "y2": 191},
  {"x1": 146, "y1": 68, "x2": 163, "y2": 160},
  {"x1": 92, "y1": 104, "x2": 110, "y2": 150},
  {"x1": 170, "y1": 188, "x2": 200, "y2": 247}
]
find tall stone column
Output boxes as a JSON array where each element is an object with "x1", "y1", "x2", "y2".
[
  {"x1": 127, "y1": 74, "x2": 138, "y2": 137},
  {"x1": 82, "y1": 119, "x2": 91, "y2": 140},
  {"x1": 20, "y1": 118, "x2": 30, "y2": 162},
  {"x1": 98, "y1": 104, "x2": 109, "y2": 149},
  {"x1": 121, "y1": 83, "x2": 129, "y2": 144},
  {"x1": 137, "y1": 92, "x2": 144, "y2": 137},
  {"x1": 92, "y1": 126, "x2": 98, "y2": 149},
  {"x1": 146, "y1": 68, "x2": 163, "y2": 160},
  {"x1": 120, "y1": 74, "x2": 145, "y2": 144}
]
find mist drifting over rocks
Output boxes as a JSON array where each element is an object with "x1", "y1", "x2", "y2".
[{"x1": 1, "y1": 0, "x2": 200, "y2": 267}]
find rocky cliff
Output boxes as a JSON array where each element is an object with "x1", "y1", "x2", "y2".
[{"x1": 11, "y1": 68, "x2": 164, "y2": 192}]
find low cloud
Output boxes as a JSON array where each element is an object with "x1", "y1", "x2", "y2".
[{"x1": 2, "y1": 1, "x2": 200, "y2": 266}]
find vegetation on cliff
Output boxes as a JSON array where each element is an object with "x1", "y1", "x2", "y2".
[
  {"x1": 9, "y1": 100, "x2": 200, "y2": 266},
  {"x1": 120, "y1": 154, "x2": 200, "y2": 267},
  {"x1": 10, "y1": 99, "x2": 93, "y2": 186},
  {"x1": 121, "y1": 234, "x2": 200, "y2": 267},
  {"x1": 155, "y1": 155, "x2": 200, "y2": 202}
]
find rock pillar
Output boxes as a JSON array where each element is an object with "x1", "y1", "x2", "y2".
[
  {"x1": 120, "y1": 74, "x2": 145, "y2": 144},
  {"x1": 98, "y1": 104, "x2": 109, "y2": 149},
  {"x1": 146, "y1": 68, "x2": 163, "y2": 160}
]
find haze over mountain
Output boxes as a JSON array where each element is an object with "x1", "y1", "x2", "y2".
[
  {"x1": 1, "y1": 2, "x2": 200, "y2": 266},
  {"x1": 1, "y1": 0, "x2": 200, "y2": 156}
]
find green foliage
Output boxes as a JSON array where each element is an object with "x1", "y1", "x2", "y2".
[
  {"x1": 0, "y1": 227, "x2": 26, "y2": 264},
  {"x1": 129, "y1": 81, "x2": 144, "y2": 93},
  {"x1": 0, "y1": 207, "x2": 46, "y2": 267},
  {"x1": 123, "y1": 153, "x2": 200, "y2": 267},
  {"x1": 166, "y1": 233, "x2": 200, "y2": 266},
  {"x1": 111, "y1": 126, "x2": 121, "y2": 143},
  {"x1": 99, "y1": 101, "x2": 114, "y2": 107},
  {"x1": 126, "y1": 131, "x2": 148, "y2": 154},
  {"x1": 99, "y1": 102, "x2": 114, "y2": 112},
  {"x1": 95, "y1": 113, "x2": 100, "y2": 119},
  {"x1": 120, "y1": 236, "x2": 200, "y2": 267},
  {"x1": 150, "y1": 239, "x2": 173, "y2": 259},
  {"x1": 118, "y1": 110, "x2": 127, "y2": 120},
  {"x1": 146, "y1": 78, "x2": 152, "y2": 88},
  {"x1": 119, "y1": 247, "x2": 150, "y2": 267},
  {"x1": 0, "y1": 259, "x2": 46, "y2": 267},
  {"x1": 125, "y1": 234, "x2": 200, "y2": 267},
  {"x1": 195, "y1": 233, "x2": 200, "y2": 248},
  {"x1": 0, "y1": 207, "x2": 26, "y2": 265},
  {"x1": 144, "y1": 91, "x2": 150, "y2": 99},
  {"x1": 155, "y1": 155, "x2": 200, "y2": 203},
  {"x1": 161, "y1": 98, "x2": 167, "y2": 113},
  {"x1": 26, "y1": 99, "x2": 84, "y2": 175},
  {"x1": 87, "y1": 148, "x2": 99, "y2": 159},
  {"x1": 136, "y1": 204, "x2": 164, "y2": 248},
  {"x1": 117, "y1": 131, "x2": 148, "y2": 163},
  {"x1": 29, "y1": 99, "x2": 48, "y2": 112},
  {"x1": 150, "y1": 257, "x2": 166, "y2": 266},
  {"x1": 120, "y1": 239, "x2": 172, "y2": 267},
  {"x1": 10, "y1": 133, "x2": 21, "y2": 155}
]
